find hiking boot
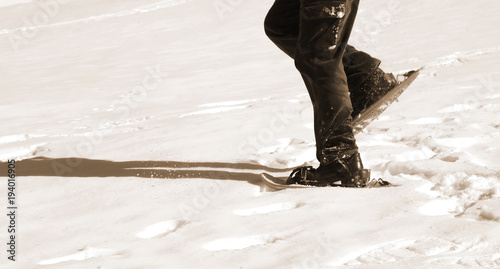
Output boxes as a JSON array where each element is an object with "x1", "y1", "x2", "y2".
[
  {"x1": 286, "y1": 153, "x2": 371, "y2": 187},
  {"x1": 351, "y1": 68, "x2": 398, "y2": 119}
]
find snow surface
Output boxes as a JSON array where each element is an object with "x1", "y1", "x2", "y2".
[{"x1": 1, "y1": 0, "x2": 500, "y2": 268}]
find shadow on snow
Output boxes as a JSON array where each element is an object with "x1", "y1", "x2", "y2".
[{"x1": 7, "y1": 157, "x2": 292, "y2": 186}]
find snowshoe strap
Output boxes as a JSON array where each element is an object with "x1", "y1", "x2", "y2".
[
  {"x1": 286, "y1": 166, "x2": 313, "y2": 184},
  {"x1": 365, "y1": 178, "x2": 391, "y2": 188},
  {"x1": 341, "y1": 169, "x2": 370, "y2": 187}
]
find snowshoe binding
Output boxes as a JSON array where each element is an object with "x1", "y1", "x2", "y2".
[{"x1": 285, "y1": 153, "x2": 375, "y2": 187}]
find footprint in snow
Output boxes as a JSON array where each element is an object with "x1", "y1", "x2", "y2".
[
  {"x1": 179, "y1": 100, "x2": 256, "y2": 118},
  {"x1": 407, "y1": 117, "x2": 444, "y2": 125},
  {"x1": 136, "y1": 219, "x2": 186, "y2": 239},
  {"x1": 251, "y1": 138, "x2": 316, "y2": 168},
  {"x1": 38, "y1": 247, "x2": 121, "y2": 265},
  {"x1": 418, "y1": 199, "x2": 460, "y2": 216},
  {"x1": 327, "y1": 236, "x2": 488, "y2": 267},
  {"x1": 327, "y1": 239, "x2": 416, "y2": 266},
  {"x1": 203, "y1": 228, "x2": 302, "y2": 251},
  {"x1": 233, "y1": 202, "x2": 303, "y2": 216}
]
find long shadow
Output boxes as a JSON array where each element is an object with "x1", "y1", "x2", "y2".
[{"x1": 6, "y1": 157, "x2": 292, "y2": 186}]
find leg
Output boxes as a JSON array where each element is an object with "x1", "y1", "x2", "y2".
[
  {"x1": 264, "y1": 2, "x2": 379, "y2": 85},
  {"x1": 343, "y1": 45, "x2": 381, "y2": 91},
  {"x1": 264, "y1": 2, "x2": 391, "y2": 119},
  {"x1": 285, "y1": 0, "x2": 370, "y2": 187},
  {"x1": 263, "y1": 0, "x2": 389, "y2": 186},
  {"x1": 294, "y1": 0, "x2": 360, "y2": 166},
  {"x1": 264, "y1": 0, "x2": 300, "y2": 58}
]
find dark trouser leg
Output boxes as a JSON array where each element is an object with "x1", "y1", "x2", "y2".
[
  {"x1": 293, "y1": 0, "x2": 361, "y2": 165},
  {"x1": 343, "y1": 45, "x2": 381, "y2": 92},
  {"x1": 264, "y1": 0, "x2": 300, "y2": 59},
  {"x1": 264, "y1": 0, "x2": 382, "y2": 127},
  {"x1": 264, "y1": 0, "x2": 380, "y2": 95}
]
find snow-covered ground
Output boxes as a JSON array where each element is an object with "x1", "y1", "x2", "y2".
[{"x1": 1, "y1": 0, "x2": 500, "y2": 268}]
